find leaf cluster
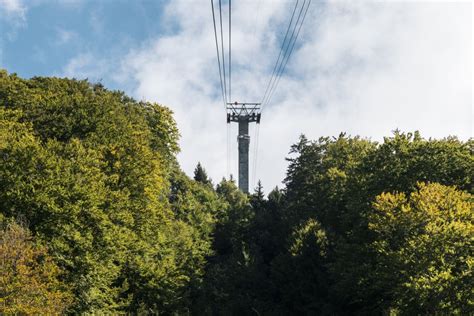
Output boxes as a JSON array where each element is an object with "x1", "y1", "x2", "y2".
[{"x1": 0, "y1": 70, "x2": 220, "y2": 314}]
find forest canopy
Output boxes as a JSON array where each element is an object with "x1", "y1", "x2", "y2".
[{"x1": 0, "y1": 70, "x2": 472, "y2": 315}]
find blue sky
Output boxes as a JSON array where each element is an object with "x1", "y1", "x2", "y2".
[
  {"x1": 0, "y1": 0, "x2": 472, "y2": 190},
  {"x1": 1, "y1": 0, "x2": 169, "y2": 90}
]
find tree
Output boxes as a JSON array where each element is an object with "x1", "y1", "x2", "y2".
[
  {"x1": 2, "y1": 69, "x2": 472, "y2": 314},
  {"x1": 194, "y1": 162, "x2": 211, "y2": 184},
  {"x1": 330, "y1": 132, "x2": 474, "y2": 313},
  {"x1": 275, "y1": 132, "x2": 473, "y2": 314},
  {"x1": 270, "y1": 218, "x2": 331, "y2": 314},
  {"x1": 0, "y1": 221, "x2": 71, "y2": 314},
  {"x1": 369, "y1": 183, "x2": 473, "y2": 314},
  {"x1": 195, "y1": 178, "x2": 256, "y2": 313},
  {"x1": 0, "y1": 71, "x2": 218, "y2": 314},
  {"x1": 250, "y1": 180, "x2": 265, "y2": 210}
]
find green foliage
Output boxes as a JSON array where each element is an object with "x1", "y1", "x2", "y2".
[
  {"x1": 1, "y1": 69, "x2": 472, "y2": 314},
  {"x1": 0, "y1": 221, "x2": 72, "y2": 314},
  {"x1": 0, "y1": 70, "x2": 215, "y2": 314},
  {"x1": 194, "y1": 162, "x2": 211, "y2": 185},
  {"x1": 369, "y1": 183, "x2": 473, "y2": 314},
  {"x1": 194, "y1": 178, "x2": 259, "y2": 314},
  {"x1": 284, "y1": 133, "x2": 376, "y2": 234},
  {"x1": 280, "y1": 132, "x2": 473, "y2": 314},
  {"x1": 250, "y1": 180, "x2": 265, "y2": 210},
  {"x1": 199, "y1": 132, "x2": 472, "y2": 315}
]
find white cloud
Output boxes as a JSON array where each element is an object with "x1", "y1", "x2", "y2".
[
  {"x1": 61, "y1": 53, "x2": 109, "y2": 81},
  {"x1": 89, "y1": 7, "x2": 104, "y2": 34},
  {"x1": 0, "y1": 0, "x2": 27, "y2": 37},
  {"x1": 0, "y1": 0, "x2": 25, "y2": 18},
  {"x1": 64, "y1": 1, "x2": 472, "y2": 191},
  {"x1": 55, "y1": 29, "x2": 77, "y2": 45}
]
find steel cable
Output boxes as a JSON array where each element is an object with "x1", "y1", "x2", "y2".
[
  {"x1": 211, "y1": 0, "x2": 227, "y2": 107},
  {"x1": 219, "y1": 0, "x2": 227, "y2": 103},
  {"x1": 260, "y1": 0, "x2": 300, "y2": 107},
  {"x1": 264, "y1": 0, "x2": 311, "y2": 108},
  {"x1": 229, "y1": 0, "x2": 231, "y2": 103}
]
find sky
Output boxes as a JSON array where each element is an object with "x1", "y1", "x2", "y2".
[{"x1": 1, "y1": 0, "x2": 472, "y2": 192}]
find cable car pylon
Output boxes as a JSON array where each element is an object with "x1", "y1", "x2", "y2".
[{"x1": 226, "y1": 102, "x2": 261, "y2": 193}]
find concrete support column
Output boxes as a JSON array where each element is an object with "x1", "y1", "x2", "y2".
[{"x1": 238, "y1": 118, "x2": 250, "y2": 193}]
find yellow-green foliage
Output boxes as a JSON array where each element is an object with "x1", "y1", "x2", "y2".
[
  {"x1": 0, "y1": 70, "x2": 219, "y2": 314},
  {"x1": 370, "y1": 183, "x2": 473, "y2": 314},
  {"x1": 2, "y1": 69, "x2": 472, "y2": 315},
  {"x1": 0, "y1": 221, "x2": 71, "y2": 315},
  {"x1": 290, "y1": 218, "x2": 328, "y2": 257}
]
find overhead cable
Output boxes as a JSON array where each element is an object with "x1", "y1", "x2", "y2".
[
  {"x1": 229, "y1": 0, "x2": 232, "y2": 103},
  {"x1": 211, "y1": 0, "x2": 226, "y2": 107},
  {"x1": 219, "y1": 0, "x2": 227, "y2": 103},
  {"x1": 264, "y1": 0, "x2": 311, "y2": 108},
  {"x1": 260, "y1": 0, "x2": 300, "y2": 107}
]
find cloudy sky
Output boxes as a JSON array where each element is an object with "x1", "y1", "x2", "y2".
[{"x1": 1, "y1": 0, "x2": 472, "y2": 192}]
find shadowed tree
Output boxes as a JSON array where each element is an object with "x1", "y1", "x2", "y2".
[
  {"x1": 194, "y1": 162, "x2": 211, "y2": 185},
  {"x1": 251, "y1": 180, "x2": 265, "y2": 209}
]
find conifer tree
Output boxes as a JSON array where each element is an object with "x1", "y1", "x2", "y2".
[
  {"x1": 194, "y1": 162, "x2": 210, "y2": 184},
  {"x1": 251, "y1": 180, "x2": 265, "y2": 209},
  {"x1": 254, "y1": 180, "x2": 264, "y2": 200}
]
